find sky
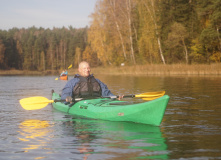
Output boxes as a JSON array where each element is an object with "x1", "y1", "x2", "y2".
[{"x1": 0, "y1": 0, "x2": 97, "y2": 30}]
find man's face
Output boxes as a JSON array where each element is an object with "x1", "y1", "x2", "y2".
[{"x1": 79, "y1": 63, "x2": 91, "y2": 77}]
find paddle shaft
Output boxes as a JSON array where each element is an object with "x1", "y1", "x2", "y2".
[
  {"x1": 104, "y1": 94, "x2": 163, "y2": 99},
  {"x1": 54, "y1": 99, "x2": 66, "y2": 103},
  {"x1": 54, "y1": 98, "x2": 84, "y2": 103},
  {"x1": 120, "y1": 95, "x2": 135, "y2": 98},
  {"x1": 53, "y1": 93, "x2": 163, "y2": 103}
]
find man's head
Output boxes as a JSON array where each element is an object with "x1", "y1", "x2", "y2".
[{"x1": 78, "y1": 61, "x2": 91, "y2": 77}]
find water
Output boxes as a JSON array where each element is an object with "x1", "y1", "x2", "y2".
[{"x1": 0, "y1": 75, "x2": 221, "y2": 160}]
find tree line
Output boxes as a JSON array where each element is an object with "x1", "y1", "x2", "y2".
[
  {"x1": 0, "y1": 0, "x2": 220, "y2": 71},
  {"x1": 0, "y1": 26, "x2": 89, "y2": 70}
]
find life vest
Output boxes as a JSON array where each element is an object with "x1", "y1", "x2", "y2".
[{"x1": 73, "y1": 75, "x2": 102, "y2": 98}]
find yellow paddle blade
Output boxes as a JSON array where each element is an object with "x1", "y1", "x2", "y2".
[
  {"x1": 135, "y1": 91, "x2": 165, "y2": 98},
  {"x1": 142, "y1": 95, "x2": 164, "y2": 101},
  {"x1": 55, "y1": 78, "x2": 58, "y2": 80},
  {"x1": 68, "y1": 64, "x2": 72, "y2": 69},
  {"x1": 19, "y1": 96, "x2": 54, "y2": 110}
]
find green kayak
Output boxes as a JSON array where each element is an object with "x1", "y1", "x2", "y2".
[{"x1": 51, "y1": 92, "x2": 169, "y2": 126}]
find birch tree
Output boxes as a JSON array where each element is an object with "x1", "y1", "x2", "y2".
[
  {"x1": 126, "y1": 0, "x2": 136, "y2": 64},
  {"x1": 107, "y1": 0, "x2": 127, "y2": 60},
  {"x1": 140, "y1": 0, "x2": 166, "y2": 64},
  {"x1": 88, "y1": 1, "x2": 112, "y2": 65}
]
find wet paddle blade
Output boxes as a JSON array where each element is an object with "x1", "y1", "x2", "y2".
[
  {"x1": 142, "y1": 95, "x2": 164, "y2": 101},
  {"x1": 135, "y1": 91, "x2": 165, "y2": 98},
  {"x1": 19, "y1": 96, "x2": 54, "y2": 110},
  {"x1": 55, "y1": 78, "x2": 58, "y2": 80}
]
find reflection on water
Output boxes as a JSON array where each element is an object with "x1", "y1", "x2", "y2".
[
  {"x1": 18, "y1": 119, "x2": 51, "y2": 158},
  {"x1": 61, "y1": 116, "x2": 169, "y2": 159},
  {"x1": 16, "y1": 116, "x2": 168, "y2": 159},
  {"x1": 64, "y1": 120, "x2": 95, "y2": 160}
]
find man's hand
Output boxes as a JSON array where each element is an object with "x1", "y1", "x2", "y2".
[
  {"x1": 66, "y1": 96, "x2": 72, "y2": 102},
  {"x1": 118, "y1": 95, "x2": 124, "y2": 100}
]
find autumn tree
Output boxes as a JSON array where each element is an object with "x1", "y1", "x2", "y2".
[
  {"x1": 138, "y1": 0, "x2": 165, "y2": 64},
  {"x1": 166, "y1": 22, "x2": 189, "y2": 64},
  {"x1": 0, "y1": 38, "x2": 5, "y2": 69},
  {"x1": 88, "y1": 0, "x2": 112, "y2": 65}
]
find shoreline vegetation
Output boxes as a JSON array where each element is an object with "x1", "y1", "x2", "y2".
[{"x1": 0, "y1": 64, "x2": 221, "y2": 76}]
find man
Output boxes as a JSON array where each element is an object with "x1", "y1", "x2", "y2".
[
  {"x1": 60, "y1": 69, "x2": 68, "y2": 76},
  {"x1": 64, "y1": 69, "x2": 68, "y2": 75},
  {"x1": 60, "y1": 70, "x2": 65, "y2": 76},
  {"x1": 61, "y1": 61, "x2": 121, "y2": 102}
]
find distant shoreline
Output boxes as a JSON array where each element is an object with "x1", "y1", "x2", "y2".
[
  {"x1": 0, "y1": 70, "x2": 59, "y2": 76},
  {"x1": 0, "y1": 64, "x2": 221, "y2": 76}
]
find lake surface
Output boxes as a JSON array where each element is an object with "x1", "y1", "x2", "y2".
[{"x1": 0, "y1": 75, "x2": 221, "y2": 160}]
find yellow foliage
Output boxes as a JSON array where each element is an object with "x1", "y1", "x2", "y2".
[{"x1": 210, "y1": 52, "x2": 221, "y2": 62}]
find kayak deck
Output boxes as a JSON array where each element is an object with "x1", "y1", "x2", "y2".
[{"x1": 51, "y1": 92, "x2": 169, "y2": 126}]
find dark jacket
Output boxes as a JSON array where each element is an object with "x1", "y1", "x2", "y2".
[
  {"x1": 61, "y1": 74, "x2": 114, "y2": 100},
  {"x1": 73, "y1": 75, "x2": 101, "y2": 98}
]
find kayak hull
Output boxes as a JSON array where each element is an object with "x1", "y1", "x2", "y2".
[
  {"x1": 51, "y1": 92, "x2": 169, "y2": 126},
  {"x1": 60, "y1": 75, "x2": 68, "y2": 80}
]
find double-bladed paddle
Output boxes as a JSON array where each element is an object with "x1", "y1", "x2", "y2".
[
  {"x1": 19, "y1": 91, "x2": 165, "y2": 110},
  {"x1": 104, "y1": 91, "x2": 165, "y2": 100},
  {"x1": 55, "y1": 64, "x2": 72, "y2": 80}
]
